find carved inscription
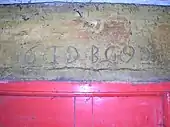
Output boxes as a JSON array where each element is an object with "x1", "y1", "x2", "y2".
[
  {"x1": 120, "y1": 46, "x2": 135, "y2": 63},
  {"x1": 0, "y1": 43, "x2": 167, "y2": 69},
  {"x1": 104, "y1": 46, "x2": 116, "y2": 63},
  {"x1": 25, "y1": 46, "x2": 37, "y2": 64},
  {"x1": 91, "y1": 45, "x2": 99, "y2": 63},
  {"x1": 43, "y1": 46, "x2": 59, "y2": 64},
  {"x1": 139, "y1": 46, "x2": 150, "y2": 62},
  {"x1": 66, "y1": 46, "x2": 79, "y2": 64}
]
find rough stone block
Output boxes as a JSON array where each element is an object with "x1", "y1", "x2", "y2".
[{"x1": 0, "y1": 3, "x2": 170, "y2": 82}]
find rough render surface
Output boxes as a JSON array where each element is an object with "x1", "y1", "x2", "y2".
[{"x1": 0, "y1": 3, "x2": 170, "y2": 82}]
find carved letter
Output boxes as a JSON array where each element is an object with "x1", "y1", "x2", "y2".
[
  {"x1": 120, "y1": 45, "x2": 135, "y2": 63},
  {"x1": 66, "y1": 46, "x2": 79, "y2": 63},
  {"x1": 139, "y1": 46, "x2": 150, "y2": 62},
  {"x1": 43, "y1": 46, "x2": 59, "y2": 64},
  {"x1": 25, "y1": 46, "x2": 36, "y2": 64},
  {"x1": 91, "y1": 45, "x2": 99, "y2": 63},
  {"x1": 105, "y1": 46, "x2": 116, "y2": 62}
]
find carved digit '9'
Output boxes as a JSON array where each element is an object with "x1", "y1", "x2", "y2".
[{"x1": 120, "y1": 45, "x2": 135, "y2": 63}]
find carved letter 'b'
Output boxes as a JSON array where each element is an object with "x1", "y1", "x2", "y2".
[{"x1": 91, "y1": 45, "x2": 99, "y2": 63}]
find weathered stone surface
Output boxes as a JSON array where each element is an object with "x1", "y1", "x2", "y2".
[{"x1": 0, "y1": 3, "x2": 170, "y2": 82}]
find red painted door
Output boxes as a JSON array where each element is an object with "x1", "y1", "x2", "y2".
[{"x1": 0, "y1": 81, "x2": 170, "y2": 127}]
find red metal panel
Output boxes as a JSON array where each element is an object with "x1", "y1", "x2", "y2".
[
  {"x1": 0, "y1": 81, "x2": 170, "y2": 127},
  {"x1": 0, "y1": 96, "x2": 74, "y2": 127},
  {"x1": 94, "y1": 97, "x2": 163, "y2": 127},
  {"x1": 76, "y1": 97, "x2": 93, "y2": 127},
  {"x1": 163, "y1": 92, "x2": 170, "y2": 127}
]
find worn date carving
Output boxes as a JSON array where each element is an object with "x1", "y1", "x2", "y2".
[{"x1": 0, "y1": 43, "x2": 168, "y2": 69}]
